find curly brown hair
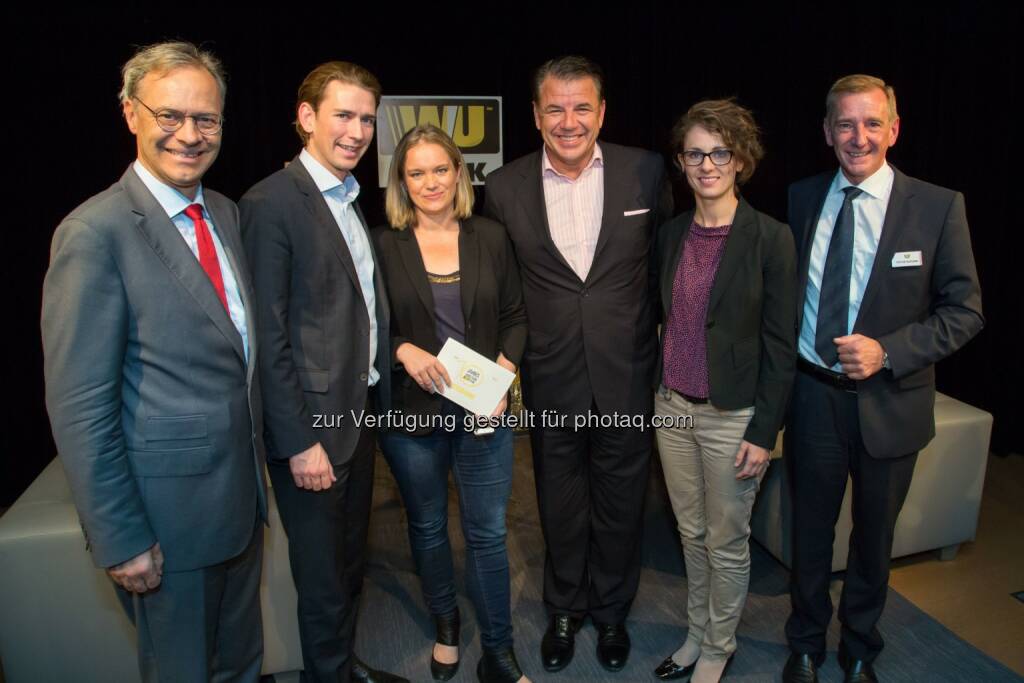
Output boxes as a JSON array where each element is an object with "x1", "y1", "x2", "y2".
[{"x1": 669, "y1": 98, "x2": 764, "y2": 186}]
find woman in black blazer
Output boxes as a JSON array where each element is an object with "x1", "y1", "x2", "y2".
[
  {"x1": 651, "y1": 101, "x2": 797, "y2": 683},
  {"x1": 374, "y1": 124, "x2": 530, "y2": 683}
]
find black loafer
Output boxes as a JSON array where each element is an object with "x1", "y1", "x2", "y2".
[
  {"x1": 595, "y1": 622, "x2": 631, "y2": 671},
  {"x1": 431, "y1": 608, "x2": 460, "y2": 681},
  {"x1": 654, "y1": 655, "x2": 696, "y2": 680},
  {"x1": 838, "y1": 645, "x2": 878, "y2": 683},
  {"x1": 781, "y1": 652, "x2": 819, "y2": 683},
  {"x1": 541, "y1": 614, "x2": 582, "y2": 672},
  {"x1": 352, "y1": 655, "x2": 410, "y2": 683}
]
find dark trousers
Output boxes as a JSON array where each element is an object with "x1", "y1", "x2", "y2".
[
  {"x1": 380, "y1": 402, "x2": 514, "y2": 651},
  {"x1": 269, "y1": 418, "x2": 377, "y2": 683},
  {"x1": 530, "y1": 408, "x2": 652, "y2": 624},
  {"x1": 784, "y1": 370, "x2": 917, "y2": 663},
  {"x1": 116, "y1": 518, "x2": 264, "y2": 683}
]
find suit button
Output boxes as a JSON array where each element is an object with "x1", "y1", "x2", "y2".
[
  {"x1": 359, "y1": 372, "x2": 368, "y2": 382},
  {"x1": 705, "y1": 320, "x2": 715, "y2": 329},
  {"x1": 466, "y1": 323, "x2": 472, "y2": 330},
  {"x1": 581, "y1": 288, "x2": 589, "y2": 297}
]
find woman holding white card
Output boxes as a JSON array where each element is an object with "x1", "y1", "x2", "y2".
[{"x1": 374, "y1": 124, "x2": 529, "y2": 683}]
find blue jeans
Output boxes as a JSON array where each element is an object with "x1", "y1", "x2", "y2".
[{"x1": 379, "y1": 405, "x2": 514, "y2": 651}]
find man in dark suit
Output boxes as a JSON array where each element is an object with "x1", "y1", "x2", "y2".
[
  {"x1": 240, "y1": 61, "x2": 404, "y2": 683},
  {"x1": 782, "y1": 74, "x2": 983, "y2": 683},
  {"x1": 483, "y1": 55, "x2": 670, "y2": 674},
  {"x1": 42, "y1": 42, "x2": 267, "y2": 682}
]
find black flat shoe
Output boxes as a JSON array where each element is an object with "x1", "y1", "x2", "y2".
[
  {"x1": 431, "y1": 608, "x2": 460, "y2": 681},
  {"x1": 838, "y1": 645, "x2": 877, "y2": 683},
  {"x1": 595, "y1": 622, "x2": 631, "y2": 671},
  {"x1": 781, "y1": 652, "x2": 819, "y2": 683},
  {"x1": 476, "y1": 647, "x2": 524, "y2": 683},
  {"x1": 541, "y1": 614, "x2": 582, "y2": 672},
  {"x1": 352, "y1": 655, "x2": 410, "y2": 683},
  {"x1": 654, "y1": 655, "x2": 696, "y2": 680}
]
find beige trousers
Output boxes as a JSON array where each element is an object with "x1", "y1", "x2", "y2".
[{"x1": 654, "y1": 387, "x2": 763, "y2": 660}]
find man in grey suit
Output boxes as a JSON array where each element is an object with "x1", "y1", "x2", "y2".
[
  {"x1": 240, "y1": 62, "x2": 404, "y2": 683},
  {"x1": 782, "y1": 74, "x2": 983, "y2": 683},
  {"x1": 42, "y1": 42, "x2": 267, "y2": 682}
]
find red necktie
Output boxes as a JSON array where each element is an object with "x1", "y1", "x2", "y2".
[{"x1": 184, "y1": 203, "x2": 229, "y2": 312}]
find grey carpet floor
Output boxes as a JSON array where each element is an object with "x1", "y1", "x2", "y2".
[{"x1": 353, "y1": 436, "x2": 1022, "y2": 683}]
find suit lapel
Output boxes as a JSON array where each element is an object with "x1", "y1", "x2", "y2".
[
  {"x1": 661, "y1": 211, "x2": 693, "y2": 321},
  {"x1": 459, "y1": 220, "x2": 480, "y2": 322},
  {"x1": 122, "y1": 168, "x2": 246, "y2": 365},
  {"x1": 516, "y1": 152, "x2": 577, "y2": 277},
  {"x1": 287, "y1": 158, "x2": 364, "y2": 300},
  {"x1": 205, "y1": 193, "x2": 253, "y2": 371},
  {"x1": 590, "y1": 144, "x2": 620, "y2": 271},
  {"x1": 395, "y1": 228, "x2": 436, "y2": 319},
  {"x1": 795, "y1": 173, "x2": 833, "y2": 316},
  {"x1": 707, "y1": 199, "x2": 756, "y2": 314},
  {"x1": 853, "y1": 168, "x2": 912, "y2": 331}
]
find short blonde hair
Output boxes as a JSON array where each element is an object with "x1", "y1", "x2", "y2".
[
  {"x1": 826, "y1": 74, "x2": 898, "y2": 124},
  {"x1": 119, "y1": 41, "x2": 226, "y2": 104},
  {"x1": 385, "y1": 124, "x2": 474, "y2": 229}
]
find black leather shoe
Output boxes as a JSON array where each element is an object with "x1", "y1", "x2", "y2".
[
  {"x1": 595, "y1": 622, "x2": 631, "y2": 671},
  {"x1": 541, "y1": 614, "x2": 582, "y2": 672},
  {"x1": 431, "y1": 608, "x2": 460, "y2": 681},
  {"x1": 782, "y1": 652, "x2": 819, "y2": 683},
  {"x1": 653, "y1": 655, "x2": 696, "y2": 680},
  {"x1": 476, "y1": 647, "x2": 524, "y2": 683},
  {"x1": 352, "y1": 655, "x2": 410, "y2": 683},
  {"x1": 838, "y1": 646, "x2": 878, "y2": 683}
]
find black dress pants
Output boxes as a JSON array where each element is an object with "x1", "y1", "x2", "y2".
[
  {"x1": 784, "y1": 370, "x2": 917, "y2": 663},
  {"x1": 269, "y1": 414, "x2": 377, "y2": 683},
  {"x1": 530, "y1": 404, "x2": 652, "y2": 624}
]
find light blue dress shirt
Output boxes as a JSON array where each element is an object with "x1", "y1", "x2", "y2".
[
  {"x1": 133, "y1": 160, "x2": 250, "y2": 361},
  {"x1": 298, "y1": 150, "x2": 379, "y2": 386},
  {"x1": 799, "y1": 163, "x2": 895, "y2": 371}
]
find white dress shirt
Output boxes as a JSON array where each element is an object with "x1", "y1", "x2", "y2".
[{"x1": 541, "y1": 143, "x2": 605, "y2": 281}]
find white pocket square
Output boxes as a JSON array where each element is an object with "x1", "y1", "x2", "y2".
[{"x1": 623, "y1": 208, "x2": 650, "y2": 216}]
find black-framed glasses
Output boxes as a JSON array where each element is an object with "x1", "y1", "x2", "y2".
[
  {"x1": 680, "y1": 149, "x2": 733, "y2": 166},
  {"x1": 133, "y1": 97, "x2": 224, "y2": 135}
]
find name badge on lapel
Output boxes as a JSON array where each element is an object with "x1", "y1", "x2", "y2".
[{"x1": 892, "y1": 251, "x2": 923, "y2": 268}]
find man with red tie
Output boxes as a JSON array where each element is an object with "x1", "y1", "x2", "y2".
[{"x1": 42, "y1": 41, "x2": 267, "y2": 682}]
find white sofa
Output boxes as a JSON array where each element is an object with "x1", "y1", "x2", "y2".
[
  {"x1": 0, "y1": 460, "x2": 304, "y2": 683},
  {"x1": 751, "y1": 392, "x2": 994, "y2": 571}
]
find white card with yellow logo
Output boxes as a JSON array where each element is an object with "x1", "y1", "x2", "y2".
[{"x1": 436, "y1": 338, "x2": 516, "y2": 416}]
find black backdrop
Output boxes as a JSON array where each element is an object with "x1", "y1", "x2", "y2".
[{"x1": 8, "y1": 5, "x2": 1020, "y2": 505}]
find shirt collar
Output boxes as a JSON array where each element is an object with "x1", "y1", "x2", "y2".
[
  {"x1": 133, "y1": 159, "x2": 206, "y2": 219},
  {"x1": 299, "y1": 148, "x2": 360, "y2": 203},
  {"x1": 832, "y1": 161, "x2": 894, "y2": 201},
  {"x1": 542, "y1": 142, "x2": 604, "y2": 179}
]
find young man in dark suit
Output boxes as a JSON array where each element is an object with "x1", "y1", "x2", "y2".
[
  {"x1": 42, "y1": 41, "x2": 267, "y2": 682},
  {"x1": 782, "y1": 74, "x2": 983, "y2": 683},
  {"x1": 240, "y1": 62, "x2": 404, "y2": 683},
  {"x1": 483, "y1": 55, "x2": 670, "y2": 674}
]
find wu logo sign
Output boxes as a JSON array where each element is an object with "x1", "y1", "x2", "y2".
[{"x1": 376, "y1": 96, "x2": 503, "y2": 187}]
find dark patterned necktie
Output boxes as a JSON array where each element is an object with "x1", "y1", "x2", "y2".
[{"x1": 815, "y1": 186, "x2": 863, "y2": 366}]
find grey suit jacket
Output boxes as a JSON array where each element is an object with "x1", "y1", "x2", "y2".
[
  {"x1": 240, "y1": 156, "x2": 391, "y2": 466},
  {"x1": 789, "y1": 167, "x2": 984, "y2": 458},
  {"x1": 42, "y1": 166, "x2": 267, "y2": 572},
  {"x1": 483, "y1": 142, "x2": 671, "y2": 417}
]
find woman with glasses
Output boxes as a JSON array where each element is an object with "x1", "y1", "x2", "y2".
[
  {"x1": 652, "y1": 100, "x2": 797, "y2": 682},
  {"x1": 374, "y1": 124, "x2": 531, "y2": 683}
]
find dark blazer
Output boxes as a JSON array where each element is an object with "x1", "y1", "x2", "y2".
[
  {"x1": 42, "y1": 166, "x2": 267, "y2": 572},
  {"x1": 373, "y1": 215, "x2": 527, "y2": 434},
  {"x1": 655, "y1": 197, "x2": 797, "y2": 449},
  {"x1": 789, "y1": 167, "x2": 984, "y2": 458},
  {"x1": 240, "y1": 155, "x2": 391, "y2": 466},
  {"x1": 483, "y1": 142, "x2": 671, "y2": 417}
]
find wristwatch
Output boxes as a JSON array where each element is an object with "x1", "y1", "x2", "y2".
[{"x1": 882, "y1": 350, "x2": 891, "y2": 370}]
